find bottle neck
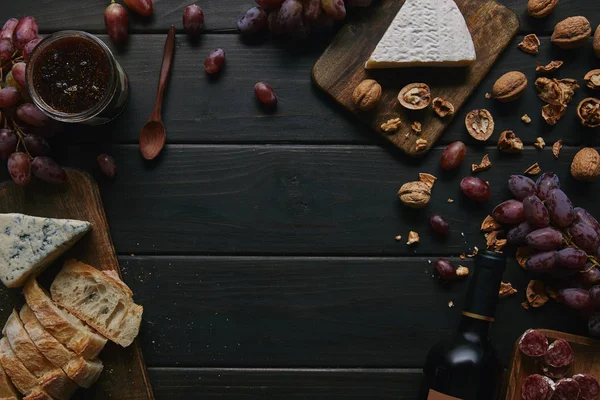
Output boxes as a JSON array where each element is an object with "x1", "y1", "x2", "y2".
[
  {"x1": 458, "y1": 315, "x2": 492, "y2": 341},
  {"x1": 462, "y1": 252, "x2": 505, "y2": 323}
]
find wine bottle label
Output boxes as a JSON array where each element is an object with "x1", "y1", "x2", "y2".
[{"x1": 427, "y1": 389, "x2": 463, "y2": 400}]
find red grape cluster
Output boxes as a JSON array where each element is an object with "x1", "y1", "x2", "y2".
[
  {"x1": 237, "y1": 0, "x2": 375, "y2": 38},
  {"x1": 492, "y1": 173, "x2": 600, "y2": 338}
]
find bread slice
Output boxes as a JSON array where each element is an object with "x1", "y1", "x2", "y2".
[
  {"x1": 20, "y1": 306, "x2": 103, "y2": 388},
  {"x1": 23, "y1": 279, "x2": 107, "y2": 360},
  {"x1": 3, "y1": 310, "x2": 77, "y2": 400},
  {"x1": 0, "y1": 360, "x2": 19, "y2": 399},
  {"x1": 0, "y1": 338, "x2": 53, "y2": 399},
  {"x1": 50, "y1": 260, "x2": 143, "y2": 348}
]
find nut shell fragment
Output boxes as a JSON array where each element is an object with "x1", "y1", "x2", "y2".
[
  {"x1": 432, "y1": 97, "x2": 454, "y2": 118},
  {"x1": 398, "y1": 181, "x2": 431, "y2": 209},
  {"x1": 577, "y1": 98, "x2": 600, "y2": 128},
  {"x1": 535, "y1": 77, "x2": 578, "y2": 105},
  {"x1": 536, "y1": 61, "x2": 563, "y2": 74},
  {"x1": 528, "y1": 0, "x2": 558, "y2": 18},
  {"x1": 516, "y1": 247, "x2": 531, "y2": 269},
  {"x1": 492, "y1": 71, "x2": 528, "y2": 102},
  {"x1": 552, "y1": 140, "x2": 563, "y2": 159},
  {"x1": 497, "y1": 131, "x2": 523, "y2": 153},
  {"x1": 571, "y1": 147, "x2": 600, "y2": 181},
  {"x1": 518, "y1": 34, "x2": 541, "y2": 54},
  {"x1": 542, "y1": 104, "x2": 566, "y2": 125},
  {"x1": 419, "y1": 173, "x2": 437, "y2": 189},
  {"x1": 398, "y1": 83, "x2": 431, "y2": 110},
  {"x1": 584, "y1": 69, "x2": 600, "y2": 90},
  {"x1": 481, "y1": 215, "x2": 502, "y2": 233},
  {"x1": 465, "y1": 109, "x2": 494, "y2": 141},
  {"x1": 527, "y1": 280, "x2": 549, "y2": 308},
  {"x1": 551, "y1": 16, "x2": 592, "y2": 49},
  {"x1": 524, "y1": 162, "x2": 542, "y2": 176},
  {"x1": 595, "y1": 25, "x2": 600, "y2": 57},
  {"x1": 353, "y1": 79, "x2": 382, "y2": 111},
  {"x1": 499, "y1": 282, "x2": 518, "y2": 298},
  {"x1": 472, "y1": 154, "x2": 492, "y2": 173}
]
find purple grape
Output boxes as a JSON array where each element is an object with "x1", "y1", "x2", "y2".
[
  {"x1": 507, "y1": 221, "x2": 534, "y2": 245},
  {"x1": 429, "y1": 215, "x2": 450, "y2": 235},
  {"x1": 570, "y1": 222, "x2": 600, "y2": 254},
  {"x1": 22, "y1": 37, "x2": 42, "y2": 60},
  {"x1": 322, "y1": 0, "x2": 346, "y2": 20},
  {"x1": 0, "y1": 87, "x2": 21, "y2": 108},
  {"x1": 536, "y1": 172, "x2": 560, "y2": 201},
  {"x1": 0, "y1": 38, "x2": 14, "y2": 61},
  {"x1": 105, "y1": 3, "x2": 129, "y2": 44},
  {"x1": 7, "y1": 152, "x2": 31, "y2": 186},
  {"x1": 256, "y1": 0, "x2": 285, "y2": 8},
  {"x1": 183, "y1": 4, "x2": 205, "y2": 37},
  {"x1": 237, "y1": 6, "x2": 268, "y2": 35},
  {"x1": 204, "y1": 49, "x2": 226, "y2": 75},
  {"x1": 0, "y1": 129, "x2": 17, "y2": 160},
  {"x1": 580, "y1": 267, "x2": 600, "y2": 286},
  {"x1": 31, "y1": 157, "x2": 66, "y2": 184},
  {"x1": 23, "y1": 135, "x2": 50, "y2": 156},
  {"x1": 11, "y1": 62, "x2": 26, "y2": 89},
  {"x1": 508, "y1": 175, "x2": 537, "y2": 200},
  {"x1": 557, "y1": 248, "x2": 588, "y2": 269},
  {"x1": 546, "y1": 189, "x2": 575, "y2": 228},
  {"x1": 558, "y1": 288, "x2": 593, "y2": 310},
  {"x1": 523, "y1": 195, "x2": 550, "y2": 228},
  {"x1": 590, "y1": 313, "x2": 600, "y2": 338},
  {"x1": 13, "y1": 17, "x2": 38, "y2": 50},
  {"x1": 272, "y1": 0, "x2": 304, "y2": 33},
  {"x1": 434, "y1": 258, "x2": 457, "y2": 281},
  {"x1": 526, "y1": 228, "x2": 563, "y2": 251},
  {"x1": 302, "y1": 0, "x2": 321, "y2": 21},
  {"x1": 97, "y1": 154, "x2": 117, "y2": 178},
  {"x1": 460, "y1": 177, "x2": 491, "y2": 202},
  {"x1": 590, "y1": 286, "x2": 600, "y2": 307},
  {"x1": 526, "y1": 251, "x2": 558, "y2": 272},
  {"x1": 16, "y1": 104, "x2": 49, "y2": 127},
  {"x1": 0, "y1": 18, "x2": 19, "y2": 42},
  {"x1": 574, "y1": 207, "x2": 600, "y2": 236},
  {"x1": 493, "y1": 199, "x2": 525, "y2": 225}
]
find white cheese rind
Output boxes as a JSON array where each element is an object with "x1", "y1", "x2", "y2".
[
  {"x1": 0, "y1": 214, "x2": 91, "y2": 288},
  {"x1": 365, "y1": 0, "x2": 476, "y2": 69}
]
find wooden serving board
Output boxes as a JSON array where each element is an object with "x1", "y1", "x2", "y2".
[
  {"x1": 504, "y1": 329, "x2": 600, "y2": 400},
  {"x1": 312, "y1": 0, "x2": 519, "y2": 156},
  {"x1": 0, "y1": 170, "x2": 154, "y2": 400}
]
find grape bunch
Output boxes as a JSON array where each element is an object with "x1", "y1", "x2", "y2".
[
  {"x1": 489, "y1": 173, "x2": 600, "y2": 338},
  {"x1": 237, "y1": 0, "x2": 376, "y2": 38}
]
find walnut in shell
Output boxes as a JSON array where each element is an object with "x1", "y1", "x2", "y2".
[
  {"x1": 518, "y1": 34, "x2": 541, "y2": 54},
  {"x1": 492, "y1": 71, "x2": 528, "y2": 102},
  {"x1": 585, "y1": 69, "x2": 600, "y2": 90},
  {"x1": 398, "y1": 83, "x2": 431, "y2": 110},
  {"x1": 551, "y1": 16, "x2": 592, "y2": 49},
  {"x1": 577, "y1": 98, "x2": 600, "y2": 128},
  {"x1": 497, "y1": 131, "x2": 523, "y2": 153},
  {"x1": 595, "y1": 25, "x2": 600, "y2": 57},
  {"x1": 353, "y1": 79, "x2": 382, "y2": 111},
  {"x1": 542, "y1": 104, "x2": 566, "y2": 125},
  {"x1": 397, "y1": 181, "x2": 431, "y2": 209},
  {"x1": 536, "y1": 61, "x2": 563, "y2": 74},
  {"x1": 465, "y1": 109, "x2": 494, "y2": 141},
  {"x1": 432, "y1": 97, "x2": 454, "y2": 118},
  {"x1": 571, "y1": 147, "x2": 600, "y2": 181},
  {"x1": 527, "y1": 0, "x2": 558, "y2": 18}
]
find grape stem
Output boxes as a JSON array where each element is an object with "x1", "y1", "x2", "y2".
[
  {"x1": 560, "y1": 226, "x2": 600, "y2": 270},
  {"x1": 10, "y1": 118, "x2": 31, "y2": 157}
]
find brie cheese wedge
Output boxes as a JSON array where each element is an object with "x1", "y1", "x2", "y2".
[
  {"x1": 0, "y1": 214, "x2": 91, "y2": 288},
  {"x1": 365, "y1": 0, "x2": 476, "y2": 69}
]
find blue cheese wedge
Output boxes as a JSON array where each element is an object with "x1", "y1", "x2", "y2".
[
  {"x1": 365, "y1": 0, "x2": 476, "y2": 69},
  {"x1": 0, "y1": 214, "x2": 91, "y2": 288}
]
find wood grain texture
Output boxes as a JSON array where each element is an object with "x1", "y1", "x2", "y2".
[
  {"x1": 313, "y1": 0, "x2": 519, "y2": 156},
  {"x1": 0, "y1": 170, "x2": 154, "y2": 400},
  {"x1": 119, "y1": 255, "x2": 588, "y2": 368},
  {"x1": 505, "y1": 330, "x2": 600, "y2": 400}
]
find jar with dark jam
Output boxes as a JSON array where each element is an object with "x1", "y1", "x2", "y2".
[{"x1": 26, "y1": 31, "x2": 128, "y2": 125}]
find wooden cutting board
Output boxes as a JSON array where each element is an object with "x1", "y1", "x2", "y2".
[
  {"x1": 0, "y1": 169, "x2": 154, "y2": 400},
  {"x1": 312, "y1": 0, "x2": 519, "y2": 156},
  {"x1": 504, "y1": 329, "x2": 600, "y2": 399}
]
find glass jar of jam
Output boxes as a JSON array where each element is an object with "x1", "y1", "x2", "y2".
[{"x1": 26, "y1": 31, "x2": 128, "y2": 125}]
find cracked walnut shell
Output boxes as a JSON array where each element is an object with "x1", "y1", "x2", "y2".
[
  {"x1": 528, "y1": 0, "x2": 558, "y2": 18},
  {"x1": 551, "y1": 16, "x2": 592, "y2": 49},
  {"x1": 542, "y1": 104, "x2": 566, "y2": 126},
  {"x1": 432, "y1": 97, "x2": 454, "y2": 118},
  {"x1": 497, "y1": 131, "x2": 523, "y2": 153},
  {"x1": 536, "y1": 61, "x2": 563, "y2": 74},
  {"x1": 398, "y1": 181, "x2": 431, "y2": 209},
  {"x1": 595, "y1": 25, "x2": 600, "y2": 57},
  {"x1": 472, "y1": 154, "x2": 492, "y2": 173},
  {"x1": 353, "y1": 79, "x2": 382, "y2": 111},
  {"x1": 571, "y1": 147, "x2": 600, "y2": 181},
  {"x1": 398, "y1": 83, "x2": 431, "y2": 110},
  {"x1": 518, "y1": 34, "x2": 541, "y2": 54},
  {"x1": 552, "y1": 140, "x2": 563, "y2": 159},
  {"x1": 585, "y1": 69, "x2": 600, "y2": 90},
  {"x1": 492, "y1": 71, "x2": 528, "y2": 102},
  {"x1": 527, "y1": 280, "x2": 549, "y2": 308},
  {"x1": 577, "y1": 98, "x2": 600, "y2": 128},
  {"x1": 465, "y1": 109, "x2": 494, "y2": 141}
]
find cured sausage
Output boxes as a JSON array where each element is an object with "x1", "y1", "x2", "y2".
[
  {"x1": 519, "y1": 329, "x2": 549, "y2": 358},
  {"x1": 573, "y1": 375, "x2": 600, "y2": 400},
  {"x1": 522, "y1": 374, "x2": 556, "y2": 400},
  {"x1": 544, "y1": 339, "x2": 575, "y2": 368},
  {"x1": 552, "y1": 378, "x2": 581, "y2": 400}
]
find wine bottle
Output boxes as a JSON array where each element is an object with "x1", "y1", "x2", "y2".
[{"x1": 418, "y1": 250, "x2": 507, "y2": 400}]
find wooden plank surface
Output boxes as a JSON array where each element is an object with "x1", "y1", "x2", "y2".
[
  {"x1": 312, "y1": 0, "x2": 519, "y2": 155},
  {"x1": 0, "y1": 170, "x2": 154, "y2": 400}
]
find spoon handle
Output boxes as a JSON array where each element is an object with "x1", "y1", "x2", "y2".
[{"x1": 151, "y1": 25, "x2": 176, "y2": 121}]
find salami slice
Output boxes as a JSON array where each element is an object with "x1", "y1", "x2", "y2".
[
  {"x1": 522, "y1": 374, "x2": 556, "y2": 400},
  {"x1": 519, "y1": 329, "x2": 549, "y2": 358},
  {"x1": 573, "y1": 374, "x2": 600, "y2": 400},
  {"x1": 544, "y1": 339, "x2": 575, "y2": 368},
  {"x1": 552, "y1": 378, "x2": 581, "y2": 400}
]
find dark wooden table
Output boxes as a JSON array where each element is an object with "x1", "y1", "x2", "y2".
[{"x1": 2, "y1": 1, "x2": 600, "y2": 398}]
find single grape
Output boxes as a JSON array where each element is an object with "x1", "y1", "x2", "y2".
[
  {"x1": 570, "y1": 222, "x2": 600, "y2": 254},
  {"x1": 273, "y1": 0, "x2": 304, "y2": 33},
  {"x1": 546, "y1": 188, "x2": 575, "y2": 228},
  {"x1": 31, "y1": 157, "x2": 66, "y2": 184},
  {"x1": 0, "y1": 87, "x2": 21, "y2": 108},
  {"x1": 204, "y1": 48, "x2": 226, "y2": 75},
  {"x1": 238, "y1": 6, "x2": 268, "y2": 35},
  {"x1": 302, "y1": 0, "x2": 322, "y2": 21},
  {"x1": 508, "y1": 175, "x2": 537, "y2": 200},
  {"x1": 0, "y1": 18, "x2": 19, "y2": 42},
  {"x1": 105, "y1": 3, "x2": 129, "y2": 44},
  {"x1": 574, "y1": 207, "x2": 600, "y2": 236},
  {"x1": 24, "y1": 135, "x2": 50, "y2": 157},
  {"x1": 96, "y1": 154, "x2": 117, "y2": 178},
  {"x1": 16, "y1": 103, "x2": 49, "y2": 127},
  {"x1": 590, "y1": 313, "x2": 600, "y2": 338},
  {"x1": 256, "y1": 0, "x2": 285, "y2": 8},
  {"x1": 526, "y1": 228, "x2": 563, "y2": 251},
  {"x1": 7, "y1": 152, "x2": 31, "y2": 186},
  {"x1": 183, "y1": 5, "x2": 204, "y2": 37},
  {"x1": 558, "y1": 288, "x2": 593, "y2": 310},
  {"x1": 440, "y1": 141, "x2": 466, "y2": 170},
  {"x1": 579, "y1": 266, "x2": 600, "y2": 286},
  {"x1": 11, "y1": 62, "x2": 26, "y2": 89},
  {"x1": 345, "y1": 0, "x2": 375, "y2": 6},
  {"x1": 322, "y1": 0, "x2": 346, "y2": 20},
  {"x1": 123, "y1": 0, "x2": 153, "y2": 16},
  {"x1": 507, "y1": 221, "x2": 534, "y2": 245},
  {"x1": 429, "y1": 215, "x2": 450, "y2": 235},
  {"x1": 590, "y1": 286, "x2": 600, "y2": 307},
  {"x1": 13, "y1": 17, "x2": 38, "y2": 50},
  {"x1": 0, "y1": 38, "x2": 14, "y2": 61},
  {"x1": 0, "y1": 129, "x2": 17, "y2": 160},
  {"x1": 526, "y1": 251, "x2": 558, "y2": 272},
  {"x1": 434, "y1": 258, "x2": 457, "y2": 281},
  {"x1": 557, "y1": 248, "x2": 588, "y2": 269},
  {"x1": 522, "y1": 195, "x2": 549, "y2": 228},
  {"x1": 460, "y1": 177, "x2": 491, "y2": 202},
  {"x1": 254, "y1": 82, "x2": 277, "y2": 107},
  {"x1": 493, "y1": 199, "x2": 525, "y2": 225},
  {"x1": 536, "y1": 172, "x2": 560, "y2": 201},
  {"x1": 22, "y1": 37, "x2": 42, "y2": 60}
]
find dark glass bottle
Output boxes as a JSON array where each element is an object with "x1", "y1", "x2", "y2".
[{"x1": 418, "y1": 251, "x2": 507, "y2": 400}]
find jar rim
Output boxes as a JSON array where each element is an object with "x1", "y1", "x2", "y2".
[{"x1": 26, "y1": 30, "x2": 118, "y2": 123}]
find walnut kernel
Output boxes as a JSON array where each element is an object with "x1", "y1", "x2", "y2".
[
  {"x1": 381, "y1": 118, "x2": 401, "y2": 133},
  {"x1": 518, "y1": 34, "x2": 541, "y2": 54},
  {"x1": 415, "y1": 138, "x2": 428, "y2": 151},
  {"x1": 465, "y1": 109, "x2": 494, "y2": 141},
  {"x1": 411, "y1": 121, "x2": 422, "y2": 134},
  {"x1": 398, "y1": 83, "x2": 431, "y2": 110},
  {"x1": 456, "y1": 266, "x2": 469, "y2": 277},
  {"x1": 432, "y1": 97, "x2": 455, "y2": 118},
  {"x1": 472, "y1": 154, "x2": 492, "y2": 173},
  {"x1": 521, "y1": 114, "x2": 532, "y2": 124},
  {"x1": 577, "y1": 98, "x2": 600, "y2": 128},
  {"x1": 534, "y1": 137, "x2": 545, "y2": 150},
  {"x1": 585, "y1": 70, "x2": 600, "y2": 90},
  {"x1": 353, "y1": 79, "x2": 382, "y2": 111},
  {"x1": 397, "y1": 181, "x2": 431, "y2": 209},
  {"x1": 552, "y1": 140, "x2": 563, "y2": 159},
  {"x1": 407, "y1": 231, "x2": 420, "y2": 245},
  {"x1": 497, "y1": 131, "x2": 523, "y2": 153}
]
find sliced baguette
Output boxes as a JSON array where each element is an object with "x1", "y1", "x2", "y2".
[
  {"x1": 50, "y1": 260, "x2": 143, "y2": 348},
  {"x1": 0, "y1": 360, "x2": 19, "y2": 399},
  {"x1": 3, "y1": 310, "x2": 77, "y2": 400},
  {"x1": 23, "y1": 279, "x2": 107, "y2": 360},
  {"x1": 0, "y1": 338, "x2": 53, "y2": 400},
  {"x1": 20, "y1": 306, "x2": 103, "y2": 389}
]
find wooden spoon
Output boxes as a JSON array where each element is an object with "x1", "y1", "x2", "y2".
[{"x1": 139, "y1": 25, "x2": 176, "y2": 160}]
